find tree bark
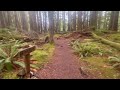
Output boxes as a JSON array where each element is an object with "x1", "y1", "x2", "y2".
[
  {"x1": 48, "y1": 11, "x2": 54, "y2": 43},
  {"x1": 109, "y1": 11, "x2": 119, "y2": 31},
  {"x1": 77, "y1": 11, "x2": 82, "y2": 31}
]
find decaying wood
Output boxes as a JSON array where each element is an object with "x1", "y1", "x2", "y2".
[
  {"x1": 14, "y1": 45, "x2": 36, "y2": 78},
  {"x1": 92, "y1": 32, "x2": 120, "y2": 50},
  {"x1": 14, "y1": 46, "x2": 36, "y2": 58},
  {"x1": 24, "y1": 54, "x2": 30, "y2": 75}
]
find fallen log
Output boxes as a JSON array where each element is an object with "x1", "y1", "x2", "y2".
[{"x1": 92, "y1": 32, "x2": 120, "y2": 50}]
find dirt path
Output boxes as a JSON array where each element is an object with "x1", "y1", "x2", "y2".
[{"x1": 36, "y1": 37, "x2": 91, "y2": 79}]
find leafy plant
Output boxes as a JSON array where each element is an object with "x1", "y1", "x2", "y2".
[
  {"x1": 71, "y1": 40, "x2": 105, "y2": 58},
  {"x1": 0, "y1": 40, "x2": 24, "y2": 71},
  {"x1": 108, "y1": 56, "x2": 120, "y2": 69}
]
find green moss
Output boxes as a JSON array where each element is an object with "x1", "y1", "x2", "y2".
[
  {"x1": 1, "y1": 70, "x2": 19, "y2": 79},
  {"x1": 31, "y1": 43, "x2": 55, "y2": 69},
  {"x1": 104, "y1": 33, "x2": 120, "y2": 43},
  {"x1": 83, "y1": 56, "x2": 120, "y2": 79}
]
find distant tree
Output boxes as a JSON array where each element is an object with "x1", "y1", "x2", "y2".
[
  {"x1": 28, "y1": 11, "x2": 37, "y2": 31},
  {"x1": 48, "y1": 11, "x2": 54, "y2": 43},
  {"x1": 109, "y1": 11, "x2": 119, "y2": 31},
  {"x1": 0, "y1": 11, "x2": 6, "y2": 28},
  {"x1": 56, "y1": 11, "x2": 60, "y2": 33},
  {"x1": 77, "y1": 11, "x2": 82, "y2": 31},
  {"x1": 89, "y1": 11, "x2": 98, "y2": 30},
  {"x1": 14, "y1": 11, "x2": 21, "y2": 31},
  {"x1": 97, "y1": 11, "x2": 102, "y2": 29},
  {"x1": 73, "y1": 11, "x2": 76, "y2": 31},
  {"x1": 62, "y1": 11, "x2": 65, "y2": 32},
  {"x1": 20, "y1": 11, "x2": 28, "y2": 31}
]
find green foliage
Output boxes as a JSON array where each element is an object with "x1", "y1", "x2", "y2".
[
  {"x1": 71, "y1": 40, "x2": 105, "y2": 57},
  {"x1": 104, "y1": 33, "x2": 120, "y2": 43},
  {"x1": 0, "y1": 28, "x2": 23, "y2": 42},
  {"x1": 0, "y1": 40, "x2": 24, "y2": 71},
  {"x1": 92, "y1": 32, "x2": 120, "y2": 50},
  {"x1": 1, "y1": 70, "x2": 19, "y2": 79},
  {"x1": 14, "y1": 61, "x2": 25, "y2": 68},
  {"x1": 31, "y1": 43, "x2": 55, "y2": 68},
  {"x1": 108, "y1": 56, "x2": 120, "y2": 69},
  {"x1": 83, "y1": 56, "x2": 120, "y2": 79}
]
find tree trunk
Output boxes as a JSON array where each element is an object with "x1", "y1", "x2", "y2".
[
  {"x1": 68, "y1": 11, "x2": 71, "y2": 31},
  {"x1": 14, "y1": 11, "x2": 21, "y2": 31},
  {"x1": 109, "y1": 11, "x2": 119, "y2": 31},
  {"x1": 20, "y1": 11, "x2": 28, "y2": 31},
  {"x1": 62, "y1": 11, "x2": 65, "y2": 32},
  {"x1": 48, "y1": 11, "x2": 54, "y2": 43},
  {"x1": 89, "y1": 11, "x2": 98, "y2": 30},
  {"x1": 0, "y1": 11, "x2": 6, "y2": 28},
  {"x1": 56, "y1": 11, "x2": 59, "y2": 33},
  {"x1": 73, "y1": 11, "x2": 76, "y2": 31},
  {"x1": 97, "y1": 11, "x2": 102, "y2": 29},
  {"x1": 77, "y1": 11, "x2": 82, "y2": 31}
]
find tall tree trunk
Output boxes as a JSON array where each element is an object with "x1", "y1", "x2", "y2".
[
  {"x1": 103, "y1": 12, "x2": 107, "y2": 30},
  {"x1": 77, "y1": 11, "x2": 82, "y2": 31},
  {"x1": 109, "y1": 11, "x2": 119, "y2": 31},
  {"x1": 28, "y1": 11, "x2": 37, "y2": 31},
  {"x1": 97, "y1": 11, "x2": 102, "y2": 29},
  {"x1": 14, "y1": 11, "x2": 21, "y2": 31},
  {"x1": 0, "y1": 11, "x2": 6, "y2": 28},
  {"x1": 20, "y1": 11, "x2": 28, "y2": 31},
  {"x1": 56, "y1": 11, "x2": 59, "y2": 33},
  {"x1": 62, "y1": 11, "x2": 65, "y2": 32},
  {"x1": 48, "y1": 11, "x2": 54, "y2": 43},
  {"x1": 39, "y1": 11, "x2": 43, "y2": 33},
  {"x1": 44, "y1": 11, "x2": 47, "y2": 33},
  {"x1": 73, "y1": 11, "x2": 76, "y2": 31},
  {"x1": 68, "y1": 11, "x2": 71, "y2": 31},
  {"x1": 90, "y1": 11, "x2": 98, "y2": 30}
]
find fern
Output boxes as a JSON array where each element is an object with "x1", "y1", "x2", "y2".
[
  {"x1": 108, "y1": 56, "x2": 120, "y2": 63},
  {"x1": 71, "y1": 41, "x2": 103, "y2": 57},
  {"x1": 14, "y1": 61, "x2": 25, "y2": 68},
  {"x1": 0, "y1": 40, "x2": 22, "y2": 71},
  {"x1": 108, "y1": 56, "x2": 120, "y2": 69}
]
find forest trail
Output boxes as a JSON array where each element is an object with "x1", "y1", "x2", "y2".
[{"x1": 35, "y1": 37, "x2": 93, "y2": 79}]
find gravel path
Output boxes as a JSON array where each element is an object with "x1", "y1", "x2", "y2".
[{"x1": 36, "y1": 37, "x2": 84, "y2": 79}]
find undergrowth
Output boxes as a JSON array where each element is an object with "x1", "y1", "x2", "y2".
[
  {"x1": 31, "y1": 43, "x2": 55, "y2": 69},
  {"x1": 71, "y1": 37, "x2": 120, "y2": 79}
]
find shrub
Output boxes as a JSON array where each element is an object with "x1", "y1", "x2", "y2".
[
  {"x1": 0, "y1": 41, "x2": 25, "y2": 71},
  {"x1": 71, "y1": 40, "x2": 104, "y2": 58}
]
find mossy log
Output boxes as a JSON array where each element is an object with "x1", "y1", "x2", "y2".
[{"x1": 92, "y1": 32, "x2": 120, "y2": 50}]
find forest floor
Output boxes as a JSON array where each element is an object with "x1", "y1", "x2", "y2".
[{"x1": 35, "y1": 36, "x2": 95, "y2": 79}]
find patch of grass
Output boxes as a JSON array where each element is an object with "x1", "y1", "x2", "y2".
[{"x1": 31, "y1": 43, "x2": 55, "y2": 69}]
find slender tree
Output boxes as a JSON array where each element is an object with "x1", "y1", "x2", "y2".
[
  {"x1": 20, "y1": 11, "x2": 28, "y2": 31},
  {"x1": 89, "y1": 11, "x2": 98, "y2": 30},
  {"x1": 109, "y1": 11, "x2": 119, "y2": 31},
  {"x1": 48, "y1": 11, "x2": 54, "y2": 43},
  {"x1": 62, "y1": 11, "x2": 65, "y2": 32},
  {"x1": 77, "y1": 11, "x2": 82, "y2": 31}
]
